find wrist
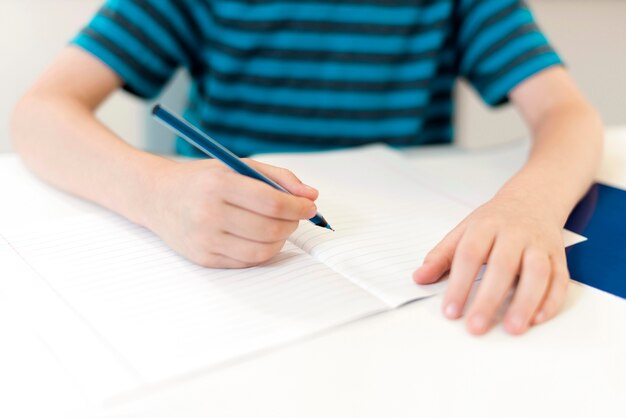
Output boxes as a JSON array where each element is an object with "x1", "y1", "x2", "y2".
[
  {"x1": 494, "y1": 169, "x2": 580, "y2": 227},
  {"x1": 121, "y1": 151, "x2": 179, "y2": 229}
]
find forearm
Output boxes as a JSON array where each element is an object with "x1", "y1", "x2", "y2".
[
  {"x1": 496, "y1": 103, "x2": 603, "y2": 225},
  {"x1": 10, "y1": 93, "x2": 172, "y2": 227}
]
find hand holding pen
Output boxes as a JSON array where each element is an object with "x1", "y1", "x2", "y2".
[{"x1": 145, "y1": 105, "x2": 333, "y2": 269}]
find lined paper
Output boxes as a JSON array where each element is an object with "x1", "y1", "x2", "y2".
[
  {"x1": 0, "y1": 234, "x2": 141, "y2": 401},
  {"x1": 289, "y1": 200, "x2": 461, "y2": 307},
  {"x1": 260, "y1": 146, "x2": 472, "y2": 307},
  {"x1": 1, "y1": 145, "x2": 591, "y2": 404},
  {"x1": 2, "y1": 146, "x2": 475, "y2": 399},
  {"x1": 3, "y1": 214, "x2": 386, "y2": 384}
]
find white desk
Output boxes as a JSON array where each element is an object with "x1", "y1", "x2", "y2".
[{"x1": 1, "y1": 129, "x2": 625, "y2": 418}]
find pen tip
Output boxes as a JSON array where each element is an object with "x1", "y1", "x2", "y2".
[{"x1": 326, "y1": 225, "x2": 335, "y2": 232}]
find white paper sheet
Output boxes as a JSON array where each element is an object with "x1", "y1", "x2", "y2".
[
  {"x1": 1, "y1": 145, "x2": 589, "y2": 404},
  {"x1": 3, "y1": 214, "x2": 386, "y2": 387},
  {"x1": 261, "y1": 146, "x2": 472, "y2": 306}
]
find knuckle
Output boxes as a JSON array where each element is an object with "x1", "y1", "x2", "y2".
[
  {"x1": 238, "y1": 246, "x2": 259, "y2": 264},
  {"x1": 194, "y1": 252, "x2": 219, "y2": 268},
  {"x1": 477, "y1": 217, "x2": 498, "y2": 231},
  {"x1": 199, "y1": 228, "x2": 227, "y2": 252},
  {"x1": 268, "y1": 242, "x2": 284, "y2": 259},
  {"x1": 266, "y1": 221, "x2": 288, "y2": 241},
  {"x1": 283, "y1": 169, "x2": 298, "y2": 181},
  {"x1": 524, "y1": 251, "x2": 550, "y2": 278},
  {"x1": 490, "y1": 254, "x2": 519, "y2": 273},
  {"x1": 507, "y1": 224, "x2": 528, "y2": 238},
  {"x1": 286, "y1": 220, "x2": 299, "y2": 235},
  {"x1": 253, "y1": 245, "x2": 278, "y2": 264},
  {"x1": 274, "y1": 166, "x2": 293, "y2": 178},
  {"x1": 456, "y1": 245, "x2": 482, "y2": 264},
  {"x1": 299, "y1": 201, "x2": 314, "y2": 218},
  {"x1": 203, "y1": 171, "x2": 227, "y2": 194},
  {"x1": 266, "y1": 196, "x2": 285, "y2": 217},
  {"x1": 238, "y1": 243, "x2": 276, "y2": 265}
]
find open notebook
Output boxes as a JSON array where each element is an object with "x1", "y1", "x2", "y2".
[{"x1": 0, "y1": 146, "x2": 579, "y2": 403}]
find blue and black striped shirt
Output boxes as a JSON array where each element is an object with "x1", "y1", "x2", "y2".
[{"x1": 73, "y1": 0, "x2": 562, "y2": 157}]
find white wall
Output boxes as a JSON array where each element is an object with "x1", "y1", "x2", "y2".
[
  {"x1": 0, "y1": 0, "x2": 146, "y2": 152},
  {"x1": 455, "y1": 0, "x2": 626, "y2": 148},
  {"x1": 1, "y1": 0, "x2": 625, "y2": 153}
]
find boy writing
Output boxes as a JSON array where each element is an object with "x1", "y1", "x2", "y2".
[{"x1": 11, "y1": 0, "x2": 602, "y2": 335}]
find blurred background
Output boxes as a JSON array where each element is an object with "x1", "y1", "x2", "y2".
[{"x1": 1, "y1": 0, "x2": 625, "y2": 154}]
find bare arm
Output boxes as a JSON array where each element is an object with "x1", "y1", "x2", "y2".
[
  {"x1": 506, "y1": 66, "x2": 603, "y2": 225},
  {"x1": 11, "y1": 46, "x2": 168, "y2": 227},
  {"x1": 414, "y1": 67, "x2": 603, "y2": 335},
  {"x1": 11, "y1": 46, "x2": 318, "y2": 268}
]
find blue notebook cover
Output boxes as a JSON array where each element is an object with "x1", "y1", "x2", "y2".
[{"x1": 565, "y1": 183, "x2": 626, "y2": 299}]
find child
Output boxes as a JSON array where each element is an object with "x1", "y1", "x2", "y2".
[{"x1": 11, "y1": 0, "x2": 602, "y2": 336}]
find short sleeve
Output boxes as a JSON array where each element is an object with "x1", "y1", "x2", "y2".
[
  {"x1": 456, "y1": 0, "x2": 563, "y2": 106},
  {"x1": 71, "y1": 0, "x2": 199, "y2": 99}
]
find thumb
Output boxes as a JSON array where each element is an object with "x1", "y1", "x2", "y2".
[{"x1": 247, "y1": 160, "x2": 319, "y2": 200}]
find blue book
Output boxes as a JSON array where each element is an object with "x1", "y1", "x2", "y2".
[{"x1": 565, "y1": 183, "x2": 626, "y2": 299}]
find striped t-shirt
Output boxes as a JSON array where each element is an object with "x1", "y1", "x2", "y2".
[{"x1": 73, "y1": 0, "x2": 562, "y2": 157}]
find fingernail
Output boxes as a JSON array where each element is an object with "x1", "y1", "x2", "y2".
[
  {"x1": 308, "y1": 205, "x2": 318, "y2": 217},
  {"x1": 444, "y1": 302, "x2": 460, "y2": 319},
  {"x1": 469, "y1": 314, "x2": 487, "y2": 333},
  {"x1": 304, "y1": 185, "x2": 318, "y2": 193},
  {"x1": 507, "y1": 315, "x2": 525, "y2": 333}
]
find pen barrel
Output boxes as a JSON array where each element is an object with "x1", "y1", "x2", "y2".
[{"x1": 152, "y1": 105, "x2": 332, "y2": 230}]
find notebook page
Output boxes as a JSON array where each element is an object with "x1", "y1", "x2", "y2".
[
  {"x1": 2, "y1": 213, "x2": 387, "y2": 392},
  {"x1": 0, "y1": 235, "x2": 141, "y2": 402},
  {"x1": 257, "y1": 146, "x2": 472, "y2": 307}
]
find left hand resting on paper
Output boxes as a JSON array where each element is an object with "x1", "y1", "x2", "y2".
[
  {"x1": 413, "y1": 194, "x2": 569, "y2": 336},
  {"x1": 412, "y1": 67, "x2": 603, "y2": 335}
]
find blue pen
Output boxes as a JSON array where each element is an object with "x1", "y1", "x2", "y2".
[{"x1": 152, "y1": 105, "x2": 334, "y2": 231}]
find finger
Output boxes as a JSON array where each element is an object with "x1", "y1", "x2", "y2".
[
  {"x1": 246, "y1": 160, "x2": 319, "y2": 200},
  {"x1": 413, "y1": 222, "x2": 468, "y2": 284},
  {"x1": 216, "y1": 231, "x2": 286, "y2": 265},
  {"x1": 220, "y1": 171, "x2": 317, "y2": 221},
  {"x1": 503, "y1": 247, "x2": 551, "y2": 335},
  {"x1": 221, "y1": 203, "x2": 299, "y2": 243},
  {"x1": 441, "y1": 225, "x2": 495, "y2": 320},
  {"x1": 532, "y1": 251, "x2": 570, "y2": 325},
  {"x1": 465, "y1": 237, "x2": 524, "y2": 335}
]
